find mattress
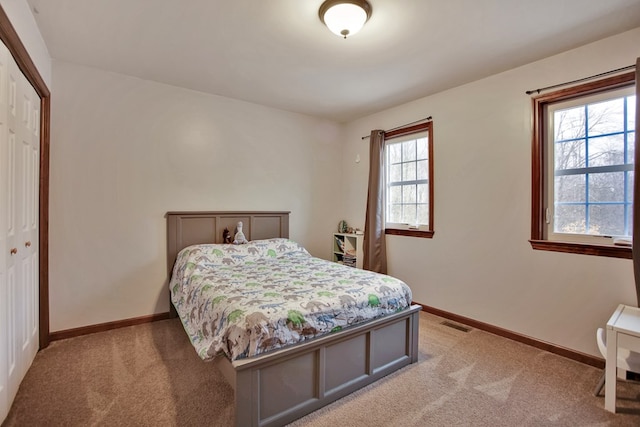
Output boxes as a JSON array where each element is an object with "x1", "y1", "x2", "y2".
[{"x1": 170, "y1": 238, "x2": 413, "y2": 361}]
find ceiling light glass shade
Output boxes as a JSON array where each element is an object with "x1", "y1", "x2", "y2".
[{"x1": 319, "y1": 0, "x2": 372, "y2": 39}]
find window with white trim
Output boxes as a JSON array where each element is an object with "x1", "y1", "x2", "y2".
[
  {"x1": 547, "y1": 86, "x2": 635, "y2": 243},
  {"x1": 531, "y1": 71, "x2": 636, "y2": 258},
  {"x1": 384, "y1": 121, "x2": 434, "y2": 237}
]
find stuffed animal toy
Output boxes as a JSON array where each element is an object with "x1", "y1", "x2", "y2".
[
  {"x1": 223, "y1": 227, "x2": 232, "y2": 244},
  {"x1": 233, "y1": 221, "x2": 248, "y2": 244}
]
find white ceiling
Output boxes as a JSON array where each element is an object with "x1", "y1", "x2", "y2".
[{"x1": 26, "y1": 0, "x2": 640, "y2": 122}]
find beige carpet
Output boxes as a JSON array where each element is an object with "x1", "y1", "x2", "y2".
[{"x1": 3, "y1": 312, "x2": 640, "y2": 426}]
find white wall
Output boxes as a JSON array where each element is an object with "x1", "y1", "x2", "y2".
[
  {"x1": 45, "y1": 19, "x2": 640, "y2": 357},
  {"x1": 49, "y1": 61, "x2": 343, "y2": 331},
  {"x1": 342, "y1": 28, "x2": 640, "y2": 358},
  {"x1": 0, "y1": 0, "x2": 51, "y2": 88}
]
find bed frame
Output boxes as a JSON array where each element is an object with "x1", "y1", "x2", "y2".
[{"x1": 166, "y1": 211, "x2": 421, "y2": 427}]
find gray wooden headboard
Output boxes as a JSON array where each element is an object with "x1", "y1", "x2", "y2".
[{"x1": 166, "y1": 211, "x2": 290, "y2": 317}]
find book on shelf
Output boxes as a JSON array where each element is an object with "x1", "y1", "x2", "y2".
[{"x1": 343, "y1": 253, "x2": 356, "y2": 267}]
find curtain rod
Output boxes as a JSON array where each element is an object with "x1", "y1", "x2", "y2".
[
  {"x1": 361, "y1": 116, "x2": 432, "y2": 140},
  {"x1": 525, "y1": 64, "x2": 635, "y2": 95}
]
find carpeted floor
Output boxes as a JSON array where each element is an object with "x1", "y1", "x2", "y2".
[{"x1": 3, "y1": 312, "x2": 640, "y2": 426}]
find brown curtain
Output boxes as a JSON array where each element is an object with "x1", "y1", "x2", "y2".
[
  {"x1": 633, "y1": 57, "x2": 640, "y2": 306},
  {"x1": 363, "y1": 130, "x2": 387, "y2": 274}
]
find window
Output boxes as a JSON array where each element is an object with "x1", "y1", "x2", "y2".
[
  {"x1": 531, "y1": 72, "x2": 636, "y2": 258},
  {"x1": 384, "y1": 122, "x2": 434, "y2": 238}
]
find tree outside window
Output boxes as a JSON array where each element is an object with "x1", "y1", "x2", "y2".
[
  {"x1": 384, "y1": 121, "x2": 434, "y2": 238},
  {"x1": 531, "y1": 71, "x2": 636, "y2": 258}
]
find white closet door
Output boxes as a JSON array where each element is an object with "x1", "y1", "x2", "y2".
[
  {"x1": 0, "y1": 36, "x2": 9, "y2": 422},
  {"x1": 0, "y1": 37, "x2": 39, "y2": 423},
  {"x1": 14, "y1": 41, "x2": 40, "y2": 376}
]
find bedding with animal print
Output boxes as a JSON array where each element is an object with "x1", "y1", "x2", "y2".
[{"x1": 170, "y1": 238, "x2": 413, "y2": 361}]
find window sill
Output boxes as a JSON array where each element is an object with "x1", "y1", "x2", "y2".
[
  {"x1": 386, "y1": 229, "x2": 434, "y2": 239},
  {"x1": 529, "y1": 240, "x2": 631, "y2": 259}
]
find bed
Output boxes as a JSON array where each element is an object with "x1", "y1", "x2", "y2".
[{"x1": 166, "y1": 211, "x2": 421, "y2": 427}]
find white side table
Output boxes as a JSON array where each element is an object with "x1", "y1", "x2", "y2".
[{"x1": 605, "y1": 304, "x2": 640, "y2": 412}]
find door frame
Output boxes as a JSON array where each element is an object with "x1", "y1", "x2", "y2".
[{"x1": 0, "y1": 6, "x2": 50, "y2": 348}]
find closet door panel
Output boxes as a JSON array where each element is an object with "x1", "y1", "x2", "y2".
[
  {"x1": 0, "y1": 39, "x2": 8, "y2": 420},
  {"x1": 6, "y1": 265, "x2": 15, "y2": 382},
  {"x1": 4, "y1": 49, "x2": 21, "y2": 402},
  {"x1": 1, "y1": 39, "x2": 39, "y2": 422},
  {"x1": 18, "y1": 71, "x2": 38, "y2": 364}
]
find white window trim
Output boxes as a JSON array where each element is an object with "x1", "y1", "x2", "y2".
[
  {"x1": 545, "y1": 85, "x2": 635, "y2": 245},
  {"x1": 384, "y1": 131, "x2": 430, "y2": 230}
]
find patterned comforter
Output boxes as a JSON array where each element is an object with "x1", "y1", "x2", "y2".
[{"x1": 170, "y1": 238, "x2": 413, "y2": 361}]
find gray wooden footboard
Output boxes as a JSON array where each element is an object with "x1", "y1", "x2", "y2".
[{"x1": 214, "y1": 304, "x2": 422, "y2": 427}]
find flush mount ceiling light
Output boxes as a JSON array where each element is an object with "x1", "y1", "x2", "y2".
[{"x1": 319, "y1": 0, "x2": 372, "y2": 39}]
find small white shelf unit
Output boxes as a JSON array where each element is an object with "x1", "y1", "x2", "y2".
[{"x1": 332, "y1": 233, "x2": 363, "y2": 269}]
